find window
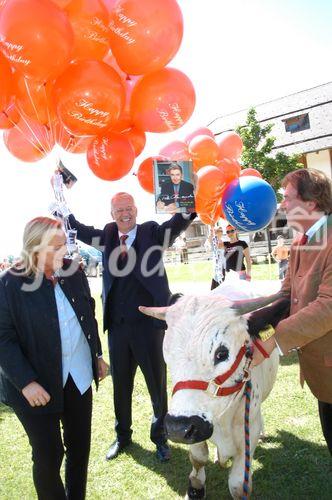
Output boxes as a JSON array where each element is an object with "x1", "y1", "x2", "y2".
[{"x1": 284, "y1": 113, "x2": 310, "y2": 133}]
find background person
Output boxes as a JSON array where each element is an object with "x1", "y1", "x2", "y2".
[
  {"x1": 157, "y1": 163, "x2": 195, "y2": 213},
  {"x1": 68, "y1": 192, "x2": 196, "y2": 462},
  {"x1": 174, "y1": 233, "x2": 188, "y2": 264},
  {"x1": 224, "y1": 225, "x2": 252, "y2": 280},
  {"x1": 271, "y1": 235, "x2": 289, "y2": 279},
  {"x1": 209, "y1": 227, "x2": 225, "y2": 289},
  {"x1": 250, "y1": 168, "x2": 332, "y2": 455},
  {"x1": 0, "y1": 217, "x2": 108, "y2": 500}
]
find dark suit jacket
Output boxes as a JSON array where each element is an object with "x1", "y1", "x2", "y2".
[
  {"x1": 158, "y1": 180, "x2": 195, "y2": 207},
  {"x1": 68, "y1": 213, "x2": 196, "y2": 331},
  {"x1": 0, "y1": 261, "x2": 102, "y2": 414}
]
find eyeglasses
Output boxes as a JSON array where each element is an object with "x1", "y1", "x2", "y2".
[{"x1": 226, "y1": 229, "x2": 235, "y2": 234}]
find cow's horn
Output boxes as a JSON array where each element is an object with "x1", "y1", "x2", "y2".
[
  {"x1": 230, "y1": 292, "x2": 282, "y2": 316},
  {"x1": 138, "y1": 305, "x2": 167, "y2": 321}
]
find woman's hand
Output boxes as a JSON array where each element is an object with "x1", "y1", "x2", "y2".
[
  {"x1": 98, "y1": 357, "x2": 109, "y2": 381},
  {"x1": 22, "y1": 382, "x2": 51, "y2": 407}
]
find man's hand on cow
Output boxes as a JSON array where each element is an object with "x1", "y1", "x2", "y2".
[
  {"x1": 139, "y1": 305, "x2": 167, "y2": 321},
  {"x1": 252, "y1": 336, "x2": 277, "y2": 367}
]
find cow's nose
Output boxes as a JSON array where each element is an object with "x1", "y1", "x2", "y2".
[{"x1": 164, "y1": 414, "x2": 213, "y2": 444}]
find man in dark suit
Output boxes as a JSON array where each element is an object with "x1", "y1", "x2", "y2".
[
  {"x1": 68, "y1": 192, "x2": 196, "y2": 462},
  {"x1": 157, "y1": 163, "x2": 195, "y2": 212}
]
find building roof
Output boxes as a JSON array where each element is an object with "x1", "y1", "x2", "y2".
[{"x1": 209, "y1": 82, "x2": 332, "y2": 156}]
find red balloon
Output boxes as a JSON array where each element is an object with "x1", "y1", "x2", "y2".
[
  {"x1": 196, "y1": 165, "x2": 227, "y2": 201},
  {"x1": 53, "y1": 60, "x2": 125, "y2": 136},
  {"x1": 108, "y1": 0, "x2": 183, "y2": 75},
  {"x1": 121, "y1": 126, "x2": 146, "y2": 157},
  {"x1": 137, "y1": 155, "x2": 165, "y2": 193},
  {"x1": 184, "y1": 127, "x2": 214, "y2": 144},
  {"x1": 240, "y1": 168, "x2": 262, "y2": 179},
  {"x1": 0, "y1": 101, "x2": 20, "y2": 129},
  {"x1": 159, "y1": 140, "x2": 191, "y2": 161},
  {"x1": 0, "y1": 0, "x2": 74, "y2": 81},
  {"x1": 217, "y1": 158, "x2": 241, "y2": 184},
  {"x1": 55, "y1": 122, "x2": 93, "y2": 153},
  {"x1": 4, "y1": 116, "x2": 54, "y2": 162},
  {"x1": 217, "y1": 131, "x2": 243, "y2": 160},
  {"x1": 65, "y1": 0, "x2": 110, "y2": 61},
  {"x1": 14, "y1": 74, "x2": 55, "y2": 125},
  {"x1": 130, "y1": 68, "x2": 196, "y2": 133},
  {"x1": 0, "y1": 50, "x2": 12, "y2": 112},
  {"x1": 87, "y1": 132, "x2": 135, "y2": 180},
  {"x1": 188, "y1": 135, "x2": 219, "y2": 172}
]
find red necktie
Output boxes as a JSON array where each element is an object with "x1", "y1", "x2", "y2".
[
  {"x1": 299, "y1": 234, "x2": 308, "y2": 246},
  {"x1": 119, "y1": 234, "x2": 129, "y2": 260}
]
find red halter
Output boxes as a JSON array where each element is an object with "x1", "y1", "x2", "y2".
[{"x1": 172, "y1": 340, "x2": 269, "y2": 398}]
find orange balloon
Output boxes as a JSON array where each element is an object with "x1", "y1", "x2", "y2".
[
  {"x1": 196, "y1": 196, "x2": 222, "y2": 225},
  {"x1": 217, "y1": 131, "x2": 243, "y2": 160},
  {"x1": 199, "y1": 208, "x2": 222, "y2": 226},
  {"x1": 121, "y1": 126, "x2": 146, "y2": 157},
  {"x1": 65, "y1": 0, "x2": 110, "y2": 61},
  {"x1": 14, "y1": 74, "x2": 55, "y2": 125},
  {"x1": 55, "y1": 122, "x2": 93, "y2": 153},
  {"x1": 53, "y1": 60, "x2": 125, "y2": 136},
  {"x1": 184, "y1": 127, "x2": 214, "y2": 144},
  {"x1": 4, "y1": 116, "x2": 54, "y2": 162},
  {"x1": 189, "y1": 135, "x2": 220, "y2": 172},
  {"x1": 103, "y1": 52, "x2": 127, "y2": 80},
  {"x1": 0, "y1": 50, "x2": 12, "y2": 112},
  {"x1": 87, "y1": 132, "x2": 135, "y2": 180},
  {"x1": 217, "y1": 158, "x2": 241, "y2": 184},
  {"x1": 137, "y1": 155, "x2": 165, "y2": 193},
  {"x1": 0, "y1": 0, "x2": 74, "y2": 81},
  {"x1": 0, "y1": 101, "x2": 20, "y2": 129},
  {"x1": 50, "y1": 0, "x2": 71, "y2": 7},
  {"x1": 110, "y1": 77, "x2": 137, "y2": 132},
  {"x1": 196, "y1": 165, "x2": 227, "y2": 201},
  {"x1": 240, "y1": 168, "x2": 262, "y2": 178},
  {"x1": 130, "y1": 68, "x2": 195, "y2": 133},
  {"x1": 159, "y1": 140, "x2": 191, "y2": 161},
  {"x1": 100, "y1": 0, "x2": 119, "y2": 16},
  {"x1": 108, "y1": 0, "x2": 183, "y2": 75}
]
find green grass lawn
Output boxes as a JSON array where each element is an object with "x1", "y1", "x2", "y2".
[{"x1": 0, "y1": 263, "x2": 331, "y2": 499}]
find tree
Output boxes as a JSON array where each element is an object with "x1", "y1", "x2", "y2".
[{"x1": 235, "y1": 107, "x2": 303, "y2": 197}]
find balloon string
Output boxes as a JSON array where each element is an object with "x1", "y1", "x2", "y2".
[
  {"x1": 15, "y1": 106, "x2": 50, "y2": 155},
  {"x1": 7, "y1": 110, "x2": 46, "y2": 156},
  {"x1": 21, "y1": 79, "x2": 53, "y2": 153},
  {"x1": 23, "y1": 78, "x2": 42, "y2": 125},
  {"x1": 40, "y1": 81, "x2": 56, "y2": 152}
]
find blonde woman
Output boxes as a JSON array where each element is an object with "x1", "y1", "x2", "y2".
[{"x1": 0, "y1": 217, "x2": 108, "y2": 500}]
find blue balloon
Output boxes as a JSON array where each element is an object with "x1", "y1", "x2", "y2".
[{"x1": 222, "y1": 176, "x2": 277, "y2": 231}]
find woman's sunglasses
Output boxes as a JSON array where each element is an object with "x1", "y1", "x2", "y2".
[{"x1": 226, "y1": 229, "x2": 235, "y2": 234}]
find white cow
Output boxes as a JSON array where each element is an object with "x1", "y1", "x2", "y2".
[{"x1": 140, "y1": 281, "x2": 284, "y2": 499}]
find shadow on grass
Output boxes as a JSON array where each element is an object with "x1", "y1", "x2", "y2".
[
  {"x1": 126, "y1": 430, "x2": 331, "y2": 499},
  {"x1": 0, "y1": 403, "x2": 13, "y2": 415},
  {"x1": 280, "y1": 351, "x2": 299, "y2": 367}
]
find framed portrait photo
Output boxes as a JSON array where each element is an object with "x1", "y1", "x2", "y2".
[{"x1": 154, "y1": 160, "x2": 196, "y2": 214}]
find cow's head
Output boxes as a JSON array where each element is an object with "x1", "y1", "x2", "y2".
[{"x1": 153, "y1": 291, "x2": 282, "y2": 444}]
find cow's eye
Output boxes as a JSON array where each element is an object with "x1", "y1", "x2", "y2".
[{"x1": 214, "y1": 345, "x2": 229, "y2": 365}]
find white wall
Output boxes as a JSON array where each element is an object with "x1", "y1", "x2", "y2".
[{"x1": 306, "y1": 149, "x2": 332, "y2": 178}]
